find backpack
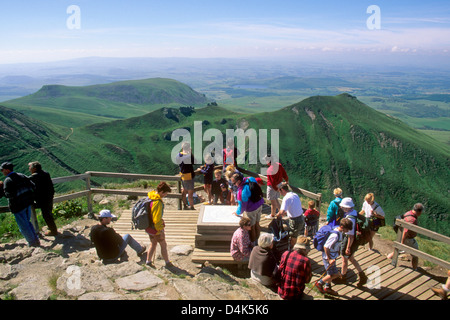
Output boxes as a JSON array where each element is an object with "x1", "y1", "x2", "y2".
[
  {"x1": 247, "y1": 178, "x2": 263, "y2": 203},
  {"x1": 346, "y1": 212, "x2": 369, "y2": 246},
  {"x1": 313, "y1": 224, "x2": 340, "y2": 252},
  {"x1": 392, "y1": 211, "x2": 415, "y2": 235},
  {"x1": 329, "y1": 199, "x2": 345, "y2": 228},
  {"x1": 131, "y1": 198, "x2": 156, "y2": 230}
]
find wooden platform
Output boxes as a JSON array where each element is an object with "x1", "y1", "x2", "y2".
[
  {"x1": 307, "y1": 247, "x2": 441, "y2": 300},
  {"x1": 112, "y1": 207, "x2": 200, "y2": 247},
  {"x1": 113, "y1": 205, "x2": 443, "y2": 300}
]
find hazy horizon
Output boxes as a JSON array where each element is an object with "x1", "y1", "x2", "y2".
[{"x1": 0, "y1": 1, "x2": 449, "y2": 68}]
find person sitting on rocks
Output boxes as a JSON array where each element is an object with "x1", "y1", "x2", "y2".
[
  {"x1": 90, "y1": 209, "x2": 146, "y2": 264},
  {"x1": 230, "y1": 217, "x2": 253, "y2": 261}
]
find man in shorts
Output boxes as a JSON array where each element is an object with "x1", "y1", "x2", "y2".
[
  {"x1": 276, "y1": 184, "x2": 304, "y2": 248},
  {"x1": 264, "y1": 157, "x2": 289, "y2": 219},
  {"x1": 175, "y1": 142, "x2": 196, "y2": 210}
]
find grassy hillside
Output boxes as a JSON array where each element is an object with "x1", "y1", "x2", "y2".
[
  {"x1": 0, "y1": 94, "x2": 448, "y2": 236},
  {"x1": 2, "y1": 78, "x2": 209, "y2": 128}
]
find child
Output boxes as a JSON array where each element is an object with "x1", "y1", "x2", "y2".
[
  {"x1": 220, "y1": 183, "x2": 231, "y2": 205},
  {"x1": 304, "y1": 200, "x2": 320, "y2": 237},
  {"x1": 199, "y1": 155, "x2": 214, "y2": 204},
  {"x1": 315, "y1": 218, "x2": 353, "y2": 296},
  {"x1": 211, "y1": 169, "x2": 228, "y2": 205}
]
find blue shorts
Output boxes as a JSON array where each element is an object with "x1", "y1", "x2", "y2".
[{"x1": 322, "y1": 253, "x2": 339, "y2": 275}]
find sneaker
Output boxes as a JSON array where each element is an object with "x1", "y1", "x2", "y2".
[
  {"x1": 146, "y1": 261, "x2": 155, "y2": 268},
  {"x1": 324, "y1": 286, "x2": 339, "y2": 296},
  {"x1": 44, "y1": 230, "x2": 58, "y2": 237},
  {"x1": 314, "y1": 281, "x2": 325, "y2": 294},
  {"x1": 265, "y1": 214, "x2": 275, "y2": 220},
  {"x1": 357, "y1": 272, "x2": 368, "y2": 287},
  {"x1": 333, "y1": 274, "x2": 347, "y2": 284}
]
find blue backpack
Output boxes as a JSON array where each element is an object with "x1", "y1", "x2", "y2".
[{"x1": 313, "y1": 224, "x2": 339, "y2": 252}]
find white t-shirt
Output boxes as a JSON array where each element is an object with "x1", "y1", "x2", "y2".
[
  {"x1": 280, "y1": 192, "x2": 303, "y2": 218},
  {"x1": 362, "y1": 201, "x2": 385, "y2": 218},
  {"x1": 324, "y1": 228, "x2": 342, "y2": 259}
]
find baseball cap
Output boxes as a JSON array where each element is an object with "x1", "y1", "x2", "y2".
[{"x1": 0, "y1": 162, "x2": 14, "y2": 170}]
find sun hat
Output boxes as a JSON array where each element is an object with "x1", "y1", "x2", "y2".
[
  {"x1": 340, "y1": 197, "x2": 355, "y2": 208},
  {"x1": 293, "y1": 236, "x2": 311, "y2": 251},
  {"x1": 98, "y1": 209, "x2": 116, "y2": 219}
]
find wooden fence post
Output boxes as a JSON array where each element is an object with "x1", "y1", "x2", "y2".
[
  {"x1": 391, "y1": 220, "x2": 403, "y2": 267},
  {"x1": 178, "y1": 180, "x2": 182, "y2": 210},
  {"x1": 85, "y1": 172, "x2": 93, "y2": 218}
]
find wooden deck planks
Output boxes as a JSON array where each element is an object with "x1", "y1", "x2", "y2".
[{"x1": 113, "y1": 206, "x2": 445, "y2": 300}]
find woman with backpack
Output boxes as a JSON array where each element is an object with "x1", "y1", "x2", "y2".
[
  {"x1": 231, "y1": 173, "x2": 264, "y2": 243},
  {"x1": 360, "y1": 193, "x2": 385, "y2": 251},
  {"x1": 335, "y1": 197, "x2": 368, "y2": 287},
  {"x1": 145, "y1": 182, "x2": 174, "y2": 269}
]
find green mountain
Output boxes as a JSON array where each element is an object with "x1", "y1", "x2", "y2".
[
  {"x1": 2, "y1": 78, "x2": 209, "y2": 128},
  {"x1": 0, "y1": 93, "x2": 448, "y2": 236}
]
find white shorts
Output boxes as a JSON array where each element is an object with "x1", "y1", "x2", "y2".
[{"x1": 267, "y1": 185, "x2": 280, "y2": 201}]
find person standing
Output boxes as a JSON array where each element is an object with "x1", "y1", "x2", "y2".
[
  {"x1": 145, "y1": 182, "x2": 174, "y2": 268},
  {"x1": 0, "y1": 162, "x2": 39, "y2": 247},
  {"x1": 360, "y1": 193, "x2": 385, "y2": 251},
  {"x1": 231, "y1": 174, "x2": 264, "y2": 243},
  {"x1": 28, "y1": 161, "x2": 58, "y2": 236},
  {"x1": 336, "y1": 197, "x2": 368, "y2": 287},
  {"x1": 90, "y1": 209, "x2": 146, "y2": 264},
  {"x1": 304, "y1": 200, "x2": 320, "y2": 237},
  {"x1": 276, "y1": 184, "x2": 305, "y2": 248},
  {"x1": 315, "y1": 218, "x2": 353, "y2": 296},
  {"x1": 387, "y1": 203, "x2": 424, "y2": 270},
  {"x1": 176, "y1": 142, "x2": 196, "y2": 210},
  {"x1": 327, "y1": 188, "x2": 343, "y2": 226},
  {"x1": 264, "y1": 157, "x2": 289, "y2": 219}
]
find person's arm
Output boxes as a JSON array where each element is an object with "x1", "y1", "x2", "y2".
[
  {"x1": 346, "y1": 235, "x2": 354, "y2": 255},
  {"x1": 324, "y1": 247, "x2": 335, "y2": 266}
]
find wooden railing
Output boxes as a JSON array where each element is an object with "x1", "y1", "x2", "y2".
[
  {"x1": 0, "y1": 171, "x2": 184, "y2": 214},
  {"x1": 391, "y1": 218, "x2": 450, "y2": 270}
]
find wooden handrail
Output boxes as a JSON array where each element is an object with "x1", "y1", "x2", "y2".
[
  {"x1": 391, "y1": 218, "x2": 450, "y2": 270},
  {"x1": 0, "y1": 171, "x2": 184, "y2": 214}
]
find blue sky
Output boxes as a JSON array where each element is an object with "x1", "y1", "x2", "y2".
[{"x1": 0, "y1": 0, "x2": 449, "y2": 64}]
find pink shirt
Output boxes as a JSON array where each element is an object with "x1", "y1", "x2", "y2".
[{"x1": 230, "y1": 227, "x2": 252, "y2": 261}]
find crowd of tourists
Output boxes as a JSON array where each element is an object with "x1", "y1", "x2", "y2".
[{"x1": 1, "y1": 146, "x2": 448, "y2": 300}]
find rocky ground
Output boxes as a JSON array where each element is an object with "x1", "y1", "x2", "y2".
[{"x1": 0, "y1": 192, "x2": 446, "y2": 301}]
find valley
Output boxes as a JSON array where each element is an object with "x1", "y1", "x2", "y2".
[{"x1": 0, "y1": 75, "x2": 448, "y2": 236}]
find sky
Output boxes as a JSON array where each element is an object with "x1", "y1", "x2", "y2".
[{"x1": 0, "y1": 0, "x2": 449, "y2": 65}]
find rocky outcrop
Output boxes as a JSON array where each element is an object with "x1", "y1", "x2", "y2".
[{"x1": 0, "y1": 218, "x2": 282, "y2": 301}]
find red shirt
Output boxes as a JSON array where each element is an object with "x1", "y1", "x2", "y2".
[
  {"x1": 267, "y1": 163, "x2": 288, "y2": 191},
  {"x1": 403, "y1": 210, "x2": 418, "y2": 239},
  {"x1": 277, "y1": 250, "x2": 312, "y2": 300}
]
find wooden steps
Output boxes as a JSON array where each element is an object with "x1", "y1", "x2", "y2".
[
  {"x1": 112, "y1": 208, "x2": 199, "y2": 247},
  {"x1": 112, "y1": 205, "x2": 444, "y2": 300}
]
